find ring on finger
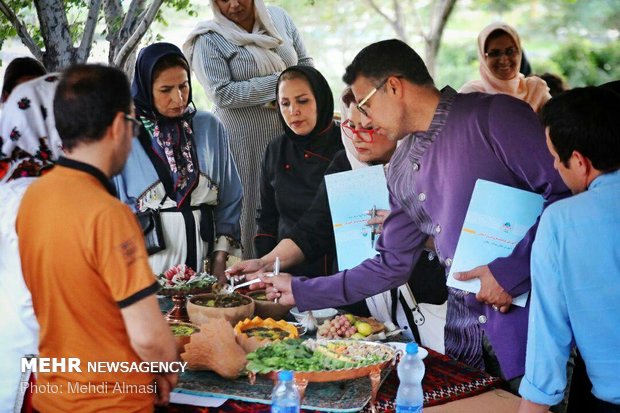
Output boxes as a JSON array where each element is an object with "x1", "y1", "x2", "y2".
[{"x1": 492, "y1": 305, "x2": 499, "y2": 312}]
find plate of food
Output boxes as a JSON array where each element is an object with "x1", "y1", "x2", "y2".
[
  {"x1": 234, "y1": 316, "x2": 299, "y2": 352},
  {"x1": 245, "y1": 338, "x2": 397, "y2": 381},
  {"x1": 157, "y1": 264, "x2": 216, "y2": 295},
  {"x1": 316, "y1": 313, "x2": 386, "y2": 340}
]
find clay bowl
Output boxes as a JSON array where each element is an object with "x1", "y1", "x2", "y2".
[
  {"x1": 168, "y1": 321, "x2": 200, "y2": 354},
  {"x1": 247, "y1": 290, "x2": 293, "y2": 321},
  {"x1": 187, "y1": 293, "x2": 254, "y2": 327}
]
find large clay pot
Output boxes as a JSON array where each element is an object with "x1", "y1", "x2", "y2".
[{"x1": 187, "y1": 293, "x2": 254, "y2": 327}]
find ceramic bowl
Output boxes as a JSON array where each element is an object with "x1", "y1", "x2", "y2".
[
  {"x1": 247, "y1": 290, "x2": 293, "y2": 321},
  {"x1": 289, "y1": 306, "x2": 338, "y2": 329},
  {"x1": 187, "y1": 293, "x2": 254, "y2": 327}
]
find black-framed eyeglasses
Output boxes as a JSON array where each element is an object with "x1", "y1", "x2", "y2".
[
  {"x1": 124, "y1": 114, "x2": 142, "y2": 137},
  {"x1": 341, "y1": 119, "x2": 376, "y2": 143},
  {"x1": 484, "y1": 47, "x2": 519, "y2": 59},
  {"x1": 355, "y1": 77, "x2": 389, "y2": 117}
]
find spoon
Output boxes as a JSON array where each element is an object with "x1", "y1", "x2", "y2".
[
  {"x1": 216, "y1": 277, "x2": 263, "y2": 294},
  {"x1": 216, "y1": 256, "x2": 281, "y2": 295}
]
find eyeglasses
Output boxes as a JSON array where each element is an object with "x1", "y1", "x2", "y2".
[
  {"x1": 355, "y1": 78, "x2": 389, "y2": 117},
  {"x1": 124, "y1": 114, "x2": 142, "y2": 137},
  {"x1": 484, "y1": 47, "x2": 519, "y2": 59},
  {"x1": 341, "y1": 119, "x2": 376, "y2": 143}
]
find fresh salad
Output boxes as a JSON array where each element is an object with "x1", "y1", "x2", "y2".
[
  {"x1": 157, "y1": 264, "x2": 216, "y2": 291},
  {"x1": 245, "y1": 338, "x2": 394, "y2": 374}
]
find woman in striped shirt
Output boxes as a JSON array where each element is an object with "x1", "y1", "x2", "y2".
[{"x1": 183, "y1": 0, "x2": 313, "y2": 258}]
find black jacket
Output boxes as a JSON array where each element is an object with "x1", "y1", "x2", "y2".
[{"x1": 254, "y1": 124, "x2": 343, "y2": 276}]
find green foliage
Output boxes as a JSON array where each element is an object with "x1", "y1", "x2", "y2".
[
  {"x1": 157, "y1": 0, "x2": 197, "y2": 24},
  {"x1": 550, "y1": 38, "x2": 620, "y2": 87},
  {"x1": 435, "y1": 41, "x2": 478, "y2": 90},
  {"x1": 0, "y1": 0, "x2": 197, "y2": 61}
]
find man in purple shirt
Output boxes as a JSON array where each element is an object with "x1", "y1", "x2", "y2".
[{"x1": 259, "y1": 39, "x2": 569, "y2": 387}]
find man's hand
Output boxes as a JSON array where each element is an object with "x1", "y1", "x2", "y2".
[
  {"x1": 154, "y1": 372, "x2": 178, "y2": 406},
  {"x1": 454, "y1": 265, "x2": 512, "y2": 312},
  {"x1": 260, "y1": 272, "x2": 295, "y2": 306}
]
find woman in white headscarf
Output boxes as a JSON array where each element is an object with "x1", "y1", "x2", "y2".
[
  {"x1": 0, "y1": 73, "x2": 62, "y2": 413},
  {"x1": 183, "y1": 0, "x2": 313, "y2": 259},
  {"x1": 460, "y1": 22, "x2": 550, "y2": 112}
]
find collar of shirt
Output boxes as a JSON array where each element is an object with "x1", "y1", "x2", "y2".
[
  {"x1": 589, "y1": 168, "x2": 620, "y2": 191},
  {"x1": 57, "y1": 157, "x2": 117, "y2": 197}
]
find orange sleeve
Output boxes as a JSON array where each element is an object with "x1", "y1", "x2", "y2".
[{"x1": 93, "y1": 203, "x2": 159, "y2": 307}]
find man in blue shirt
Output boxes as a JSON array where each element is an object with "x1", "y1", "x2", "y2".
[{"x1": 519, "y1": 86, "x2": 620, "y2": 413}]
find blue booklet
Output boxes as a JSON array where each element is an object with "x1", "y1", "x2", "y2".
[
  {"x1": 324, "y1": 165, "x2": 390, "y2": 271},
  {"x1": 446, "y1": 179, "x2": 544, "y2": 307}
]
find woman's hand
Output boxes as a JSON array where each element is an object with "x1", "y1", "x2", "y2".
[
  {"x1": 367, "y1": 208, "x2": 390, "y2": 235},
  {"x1": 226, "y1": 258, "x2": 271, "y2": 282},
  {"x1": 211, "y1": 251, "x2": 228, "y2": 283},
  {"x1": 260, "y1": 272, "x2": 295, "y2": 306}
]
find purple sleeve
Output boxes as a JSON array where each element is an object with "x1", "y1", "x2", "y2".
[
  {"x1": 485, "y1": 95, "x2": 570, "y2": 295},
  {"x1": 292, "y1": 192, "x2": 426, "y2": 311}
]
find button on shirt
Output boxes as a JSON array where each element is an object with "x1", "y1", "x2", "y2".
[
  {"x1": 520, "y1": 170, "x2": 620, "y2": 406},
  {"x1": 291, "y1": 88, "x2": 569, "y2": 379}
]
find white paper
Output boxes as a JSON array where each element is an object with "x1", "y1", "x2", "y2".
[{"x1": 170, "y1": 391, "x2": 227, "y2": 407}]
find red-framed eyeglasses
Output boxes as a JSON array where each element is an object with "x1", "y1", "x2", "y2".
[{"x1": 341, "y1": 119, "x2": 376, "y2": 143}]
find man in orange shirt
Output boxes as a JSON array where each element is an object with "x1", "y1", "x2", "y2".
[{"x1": 17, "y1": 64, "x2": 178, "y2": 412}]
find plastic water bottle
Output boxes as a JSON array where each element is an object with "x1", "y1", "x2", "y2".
[
  {"x1": 271, "y1": 370, "x2": 300, "y2": 413},
  {"x1": 396, "y1": 342, "x2": 425, "y2": 413}
]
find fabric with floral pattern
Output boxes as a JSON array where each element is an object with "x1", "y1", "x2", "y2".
[{"x1": 0, "y1": 74, "x2": 62, "y2": 183}]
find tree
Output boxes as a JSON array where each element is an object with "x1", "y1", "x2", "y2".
[
  {"x1": 0, "y1": 0, "x2": 195, "y2": 71},
  {"x1": 363, "y1": 0, "x2": 457, "y2": 77}
]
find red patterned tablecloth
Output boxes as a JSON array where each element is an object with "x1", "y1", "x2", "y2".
[{"x1": 161, "y1": 348, "x2": 504, "y2": 413}]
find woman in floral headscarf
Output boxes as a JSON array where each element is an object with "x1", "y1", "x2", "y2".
[
  {"x1": 113, "y1": 42, "x2": 242, "y2": 280},
  {"x1": 460, "y1": 22, "x2": 550, "y2": 112},
  {"x1": 0, "y1": 73, "x2": 61, "y2": 412}
]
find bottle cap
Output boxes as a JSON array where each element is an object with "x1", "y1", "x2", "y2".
[
  {"x1": 406, "y1": 342, "x2": 419, "y2": 355},
  {"x1": 278, "y1": 370, "x2": 294, "y2": 381}
]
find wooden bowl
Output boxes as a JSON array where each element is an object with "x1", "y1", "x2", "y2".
[
  {"x1": 187, "y1": 293, "x2": 254, "y2": 327},
  {"x1": 168, "y1": 321, "x2": 200, "y2": 354},
  {"x1": 247, "y1": 290, "x2": 293, "y2": 321}
]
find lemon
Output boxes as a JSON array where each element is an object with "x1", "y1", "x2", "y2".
[
  {"x1": 351, "y1": 332, "x2": 366, "y2": 340},
  {"x1": 356, "y1": 322, "x2": 373, "y2": 337},
  {"x1": 344, "y1": 314, "x2": 356, "y2": 324}
]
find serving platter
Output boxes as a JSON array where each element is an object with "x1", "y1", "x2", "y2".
[{"x1": 247, "y1": 339, "x2": 400, "y2": 409}]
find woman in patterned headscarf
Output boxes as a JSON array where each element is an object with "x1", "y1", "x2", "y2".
[
  {"x1": 113, "y1": 42, "x2": 242, "y2": 280},
  {"x1": 460, "y1": 22, "x2": 550, "y2": 112},
  {"x1": 0, "y1": 73, "x2": 61, "y2": 411}
]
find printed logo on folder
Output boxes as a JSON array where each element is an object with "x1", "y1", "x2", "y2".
[{"x1": 446, "y1": 179, "x2": 544, "y2": 307}]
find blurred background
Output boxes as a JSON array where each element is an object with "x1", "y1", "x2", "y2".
[{"x1": 1, "y1": 0, "x2": 618, "y2": 110}]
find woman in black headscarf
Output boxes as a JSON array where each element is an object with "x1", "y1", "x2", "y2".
[
  {"x1": 255, "y1": 66, "x2": 342, "y2": 277},
  {"x1": 113, "y1": 42, "x2": 243, "y2": 280}
]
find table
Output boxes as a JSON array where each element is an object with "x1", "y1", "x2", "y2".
[
  {"x1": 426, "y1": 389, "x2": 520, "y2": 412},
  {"x1": 164, "y1": 348, "x2": 510, "y2": 413}
]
